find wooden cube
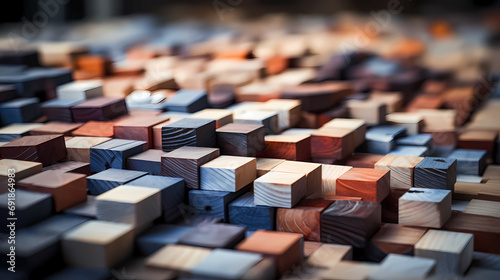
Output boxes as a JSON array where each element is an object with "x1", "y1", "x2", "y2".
[
  {"x1": 321, "y1": 200, "x2": 381, "y2": 248},
  {"x1": 146, "y1": 244, "x2": 211, "y2": 272},
  {"x1": 0, "y1": 159, "x2": 42, "y2": 194},
  {"x1": 71, "y1": 97, "x2": 128, "y2": 122},
  {"x1": 0, "y1": 134, "x2": 66, "y2": 166},
  {"x1": 178, "y1": 223, "x2": 246, "y2": 249},
  {"x1": 56, "y1": 80, "x2": 103, "y2": 100},
  {"x1": 386, "y1": 112, "x2": 424, "y2": 135},
  {"x1": 322, "y1": 118, "x2": 366, "y2": 147},
  {"x1": 366, "y1": 224, "x2": 427, "y2": 261},
  {"x1": 336, "y1": 168, "x2": 390, "y2": 202},
  {"x1": 216, "y1": 123, "x2": 265, "y2": 156},
  {"x1": 236, "y1": 230, "x2": 303, "y2": 275},
  {"x1": 126, "y1": 149, "x2": 165, "y2": 175},
  {"x1": 65, "y1": 136, "x2": 111, "y2": 162},
  {"x1": 161, "y1": 118, "x2": 216, "y2": 152},
  {"x1": 29, "y1": 122, "x2": 83, "y2": 136},
  {"x1": 113, "y1": 116, "x2": 169, "y2": 149},
  {"x1": 259, "y1": 99, "x2": 302, "y2": 131},
  {"x1": 256, "y1": 158, "x2": 286, "y2": 177},
  {"x1": 254, "y1": 171, "x2": 307, "y2": 208},
  {"x1": 71, "y1": 121, "x2": 115, "y2": 137},
  {"x1": 164, "y1": 89, "x2": 209, "y2": 113},
  {"x1": 415, "y1": 229, "x2": 473, "y2": 275},
  {"x1": 374, "y1": 155, "x2": 424, "y2": 189},
  {"x1": 257, "y1": 134, "x2": 311, "y2": 161},
  {"x1": 346, "y1": 100, "x2": 386, "y2": 125},
  {"x1": 18, "y1": 170, "x2": 87, "y2": 212},
  {"x1": 363, "y1": 126, "x2": 407, "y2": 154},
  {"x1": 399, "y1": 187, "x2": 451, "y2": 228},
  {"x1": 161, "y1": 146, "x2": 220, "y2": 189},
  {"x1": 277, "y1": 199, "x2": 333, "y2": 241},
  {"x1": 228, "y1": 192, "x2": 276, "y2": 231},
  {"x1": 0, "y1": 123, "x2": 43, "y2": 142},
  {"x1": 414, "y1": 157, "x2": 457, "y2": 191},
  {"x1": 200, "y1": 155, "x2": 256, "y2": 192},
  {"x1": 62, "y1": 220, "x2": 134, "y2": 268},
  {"x1": 0, "y1": 97, "x2": 41, "y2": 125},
  {"x1": 234, "y1": 110, "x2": 279, "y2": 135},
  {"x1": 87, "y1": 167, "x2": 146, "y2": 194},
  {"x1": 311, "y1": 127, "x2": 355, "y2": 160},
  {"x1": 90, "y1": 138, "x2": 146, "y2": 172},
  {"x1": 320, "y1": 164, "x2": 353, "y2": 194},
  {"x1": 271, "y1": 160, "x2": 322, "y2": 196},
  {"x1": 191, "y1": 109, "x2": 233, "y2": 128},
  {"x1": 188, "y1": 188, "x2": 249, "y2": 222},
  {"x1": 448, "y1": 149, "x2": 487, "y2": 176}
]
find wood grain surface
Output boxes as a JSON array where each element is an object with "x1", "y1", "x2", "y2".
[
  {"x1": 254, "y1": 171, "x2": 307, "y2": 208},
  {"x1": 161, "y1": 118, "x2": 216, "y2": 152},
  {"x1": 414, "y1": 157, "x2": 457, "y2": 191},
  {"x1": 0, "y1": 134, "x2": 67, "y2": 166},
  {"x1": 200, "y1": 155, "x2": 256, "y2": 192},
  {"x1": 336, "y1": 168, "x2": 390, "y2": 202},
  {"x1": 257, "y1": 134, "x2": 311, "y2": 161},
  {"x1": 271, "y1": 160, "x2": 322, "y2": 196},
  {"x1": 374, "y1": 155, "x2": 424, "y2": 189},
  {"x1": 399, "y1": 187, "x2": 452, "y2": 228}
]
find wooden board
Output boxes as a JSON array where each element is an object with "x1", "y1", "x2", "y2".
[
  {"x1": 257, "y1": 134, "x2": 311, "y2": 161},
  {"x1": 126, "y1": 149, "x2": 165, "y2": 175},
  {"x1": 336, "y1": 168, "x2": 390, "y2": 202},
  {"x1": 89, "y1": 138, "x2": 146, "y2": 172},
  {"x1": 399, "y1": 187, "x2": 452, "y2": 228},
  {"x1": 65, "y1": 136, "x2": 111, "y2": 162},
  {"x1": 71, "y1": 97, "x2": 128, "y2": 122},
  {"x1": 271, "y1": 160, "x2": 322, "y2": 196},
  {"x1": 200, "y1": 155, "x2": 256, "y2": 192},
  {"x1": 87, "y1": 168, "x2": 147, "y2": 195},
  {"x1": 178, "y1": 223, "x2": 246, "y2": 249},
  {"x1": 216, "y1": 123, "x2": 265, "y2": 156},
  {"x1": 161, "y1": 118, "x2": 216, "y2": 152},
  {"x1": 254, "y1": 171, "x2": 307, "y2": 208},
  {"x1": 0, "y1": 134, "x2": 67, "y2": 166},
  {"x1": 374, "y1": 155, "x2": 424, "y2": 189},
  {"x1": 414, "y1": 157, "x2": 457, "y2": 191},
  {"x1": 228, "y1": 192, "x2": 276, "y2": 231}
]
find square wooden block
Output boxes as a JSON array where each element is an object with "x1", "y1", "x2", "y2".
[
  {"x1": 322, "y1": 118, "x2": 367, "y2": 147},
  {"x1": 200, "y1": 155, "x2": 256, "y2": 192},
  {"x1": 415, "y1": 229, "x2": 473, "y2": 275},
  {"x1": 311, "y1": 127, "x2": 355, "y2": 160},
  {"x1": 216, "y1": 123, "x2": 265, "y2": 156},
  {"x1": 257, "y1": 134, "x2": 311, "y2": 161},
  {"x1": 0, "y1": 134, "x2": 66, "y2": 166},
  {"x1": 191, "y1": 109, "x2": 233, "y2": 128},
  {"x1": 366, "y1": 224, "x2": 427, "y2": 261},
  {"x1": 448, "y1": 149, "x2": 487, "y2": 176},
  {"x1": 399, "y1": 187, "x2": 451, "y2": 228},
  {"x1": 271, "y1": 160, "x2": 322, "y2": 196},
  {"x1": 386, "y1": 112, "x2": 424, "y2": 135},
  {"x1": 228, "y1": 192, "x2": 276, "y2": 231},
  {"x1": 178, "y1": 223, "x2": 246, "y2": 249},
  {"x1": 87, "y1": 168, "x2": 147, "y2": 195},
  {"x1": 277, "y1": 199, "x2": 333, "y2": 241},
  {"x1": 320, "y1": 164, "x2": 352, "y2": 194},
  {"x1": 256, "y1": 158, "x2": 285, "y2": 177},
  {"x1": 161, "y1": 118, "x2": 216, "y2": 152},
  {"x1": 90, "y1": 138, "x2": 146, "y2": 172},
  {"x1": 71, "y1": 97, "x2": 128, "y2": 122},
  {"x1": 56, "y1": 80, "x2": 103, "y2": 100},
  {"x1": 146, "y1": 244, "x2": 211, "y2": 272},
  {"x1": 234, "y1": 110, "x2": 279, "y2": 135},
  {"x1": 306, "y1": 244, "x2": 353, "y2": 269},
  {"x1": 127, "y1": 149, "x2": 165, "y2": 175},
  {"x1": 164, "y1": 89, "x2": 209, "y2": 113},
  {"x1": 0, "y1": 159, "x2": 42, "y2": 194},
  {"x1": 96, "y1": 185, "x2": 161, "y2": 231},
  {"x1": 29, "y1": 122, "x2": 83, "y2": 136},
  {"x1": 43, "y1": 161, "x2": 90, "y2": 175},
  {"x1": 188, "y1": 187, "x2": 249, "y2": 222},
  {"x1": 0, "y1": 97, "x2": 41, "y2": 125},
  {"x1": 374, "y1": 155, "x2": 424, "y2": 189},
  {"x1": 254, "y1": 171, "x2": 307, "y2": 208},
  {"x1": 260, "y1": 99, "x2": 301, "y2": 131},
  {"x1": 113, "y1": 116, "x2": 169, "y2": 148},
  {"x1": 236, "y1": 230, "x2": 303, "y2": 275},
  {"x1": 18, "y1": 170, "x2": 87, "y2": 212},
  {"x1": 161, "y1": 146, "x2": 220, "y2": 189},
  {"x1": 62, "y1": 220, "x2": 134, "y2": 268},
  {"x1": 346, "y1": 100, "x2": 386, "y2": 126},
  {"x1": 65, "y1": 136, "x2": 111, "y2": 162},
  {"x1": 336, "y1": 168, "x2": 390, "y2": 202},
  {"x1": 363, "y1": 126, "x2": 407, "y2": 154},
  {"x1": 321, "y1": 200, "x2": 381, "y2": 248},
  {"x1": 414, "y1": 157, "x2": 457, "y2": 191}
]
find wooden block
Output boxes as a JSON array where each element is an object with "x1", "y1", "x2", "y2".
[
  {"x1": 464, "y1": 199, "x2": 500, "y2": 218},
  {"x1": 448, "y1": 149, "x2": 487, "y2": 176},
  {"x1": 161, "y1": 118, "x2": 216, "y2": 152},
  {"x1": 374, "y1": 155, "x2": 424, "y2": 189},
  {"x1": 234, "y1": 110, "x2": 279, "y2": 135},
  {"x1": 18, "y1": 170, "x2": 86, "y2": 212},
  {"x1": 399, "y1": 188, "x2": 452, "y2": 228},
  {"x1": 191, "y1": 109, "x2": 233, "y2": 128},
  {"x1": 254, "y1": 171, "x2": 307, "y2": 208},
  {"x1": 87, "y1": 168, "x2": 147, "y2": 195},
  {"x1": 321, "y1": 200, "x2": 381, "y2": 248},
  {"x1": 65, "y1": 136, "x2": 111, "y2": 162},
  {"x1": 236, "y1": 83, "x2": 282, "y2": 103},
  {"x1": 192, "y1": 249, "x2": 264, "y2": 280},
  {"x1": 306, "y1": 244, "x2": 353, "y2": 269},
  {"x1": 414, "y1": 157, "x2": 457, "y2": 191},
  {"x1": 478, "y1": 180, "x2": 500, "y2": 202},
  {"x1": 126, "y1": 175, "x2": 185, "y2": 222},
  {"x1": 414, "y1": 229, "x2": 473, "y2": 275},
  {"x1": 152, "y1": 119, "x2": 179, "y2": 150},
  {"x1": 74, "y1": 55, "x2": 112, "y2": 77},
  {"x1": 311, "y1": 192, "x2": 363, "y2": 202},
  {"x1": 322, "y1": 118, "x2": 367, "y2": 148},
  {"x1": 137, "y1": 224, "x2": 195, "y2": 255},
  {"x1": 228, "y1": 192, "x2": 276, "y2": 231},
  {"x1": 146, "y1": 244, "x2": 211, "y2": 272},
  {"x1": 366, "y1": 224, "x2": 427, "y2": 261},
  {"x1": 71, "y1": 121, "x2": 115, "y2": 137},
  {"x1": 44, "y1": 267, "x2": 112, "y2": 280},
  {"x1": 113, "y1": 116, "x2": 169, "y2": 148},
  {"x1": 161, "y1": 146, "x2": 220, "y2": 189},
  {"x1": 216, "y1": 123, "x2": 265, "y2": 156},
  {"x1": 371, "y1": 254, "x2": 436, "y2": 280},
  {"x1": 164, "y1": 89, "x2": 208, "y2": 113},
  {"x1": 0, "y1": 134, "x2": 66, "y2": 166},
  {"x1": 260, "y1": 99, "x2": 302, "y2": 131},
  {"x1": 389, "y1": 145, "x2": 429, "y2": 157},
  {"x1": 200, "y1": 156, "x2": 256, "y2": 192},
  {"x1": 0, "y1": 123, "x2": 43, "y2": 142},
  {"x1": 0, "y1": 97, "x2": 41, "y2": 125},
  {"x1": 368, "y1": 92, "x2": 403, "y2": 113},
  {"x1": 236, "y1": 230, "x2": 303, "y2": 275},
  {"x1": 277, "y1": 199, "x2": 333, "y2": 241},
  {"x1": 256, "y1": 158, "x2": 286, "y2": 177},
  {"x1": 0, "y1": 159, "x2": 42, "y2": 194},
  {"x1": 321, "y1": 260, "x2": 378, "y2": 280},
  {"x1": 126, "y1": 149, "x2": 165, "y2": 175},
  {"x1": 346, "y1": 100, "x2": 387, "y2": 125},
  {"x1": 0, "y1": 189, "x2": 52, "y2": 231},
  {"x1": 0, "y1": 84, "x2": 17, "y2": 103},
  {"x1": 363, "y1": 126, "x2": 407, "y2": 154},
  {"x1": 64, "y1": 195, "x2": 98, "y2": 219},
  {"x1": 280, "y1": 82, "x2": 352, "y2": 113},
  {"x1": 89, "y1": 138, "x2": 146, "y2": 172},
  {"x1": 56, "y1": 80, "x2": 103, "y2": 100},
  {"x1": 0, "y1": 69, "x2": 45, "y2": 98},
  {"x1": 71, "y1": 97, "x2": 128, "y2": 122},
  {"x1": 407, "y1": 94, "x2": 444, "y2": 112},
  {"x1": 271, "y1": 161, "x2": 322, "y2": 196},
  {"x1": 483, "y1": 165, "x2": 500, "y2": 180},
  {"x1": 257, "y1": 134, "x2": 311, "y2": 161},
  {"x1": 320, "y1": 164, "x2": 352, "y2": 194},
  {"x1": 43, "y1": 161, "x2": 90, "y2": 175},
  {"x1": 395, "y1": 134, "x2": 433, "y2": 148},
  {"x1": 178, "y1": 223, "x2": 246, "y2": 249},
  {"x1": 62, "y1": 220, "x2": 134, "y2": 268},
  {"x1": 0, "y1": 49, "x2": 40, "y2": 66},
  {"x1": 311, "y1": 127, "x2": 356, "y2": 160},
  {"x1": 96, "y1": 185, "x2": 161, "y2": 231},
  {"x1": 336, "y1": 168, "x2": 390, "y2": 202},
  {"x1": 29, "y1": 122, "x2": 83, "y2": 136},
  {"x1": 380, "y1": 188, "x2": 407, "y2": 223},
  {"x1": 386, "y1": 112, "x2": 424, "y2": 135},
  {"x1": 458, "y1": 130, "x2": 497, "y2": 155},
  {"x1": 188, "y1": 185, "x2": 250, "y2": 222},
  {"x1": 342, "y1": 153, "x2": 385, "y2": 168}
]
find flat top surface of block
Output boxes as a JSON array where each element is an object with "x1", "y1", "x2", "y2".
[
  {"x1": 338, "y1": 167, "x2": 389, "y2": 182},
  {"x1": 323, "y1": 200, "x2": 379, "y2": 219},
  {"x1": 459, "y1": 130, "x2": 497, "y2": 141},
  {"x1": 255, "y1": 171, "x2": 305, "y2": 185},
  {"x1": 65, "y1": 136, "x2": 111, "y2": 148},
  {"x1": 146, "y1": 244, "x2": 211, "y2": 270},
  {"x1": 236, "y1": 230, "x2": 302, "y2": 255},
  {"x1": 416, "y1": 157, "x2": 456, "y2": 169},
  {"x1": 272, "y1": 160, "x2": 320, "y2": 174},
  {"x1": 19, "y1": 170, "x2": 85, "y2": 188},
  {"x1": 235, "y1": 110, "x2": 277, "y2": 120},
  {"x1": 396, "y1": 134, "x2": 432, "y2": 145},
  {"x1": 72, "y1": 97, "x2": 123, "y2": 108},
  {"x1": 163, "y1": 146, "x2": 219, "y2": 160},
  {"x1": 127, "y1": 175, "x2": 183, "y2": 188},
  {"x1": 415, "y1": 229, "x2": 473, "y2": 253},
  {"x1": 58, "y1": 80, "x2": 102, "y2": 91},
  {"x1": 0, "y1": 123, "x2": 44, "y2": 134},
  {"x1": 366, "y1": 126, "x2": 407, "y2": 142},
  {"x1": 164, "y1": 118, "x2": 213, "y2": 129},
  {"x1": 91, "y1": 138, "x2": 146, "y2": 151},
  {"x1": 264, "y1": 134, "x2": 309, "y2": 143},
  {"x1": 463, "y1": 199, "x2": 500, "y2": 218},
  {"x1": 256, "y1": 158, "x2": 286, "y2": 171},
  {"x1": 0, "y1": 97, "x2": 39, "y2": 107},
  {"x1": 372, "y1": 224, "x2": 427, "y2": 245},
  {"x1": 31, "y1": 122, "x2": 82, "y2": 133},
  {"x1": 41, "y1": 98, "x2": 83, "y2": 108},
  {"x1": 0, "y1": 159, "x2": 42, "y2": 175},
  {"x1": 115, "y1": 116, "x2": 169, "y2": 127},
  {"x1": 2, "y1": 134, "x2": 63, "y2": 147},
  {"x1": 127, "y1": 149, "x2": 165, "y2": 161},
  {"x1": 323, "y1": 118, "x2": 366, "y2": 129},
  {"x1": 312, "y1": 127, "x2": 353, "y2": 138},
  {"x1": 87, "y1": 168, "x2": 147, "y2": 182},
  {"x1": 201, "y1": 155, "x2": 255, "y2": 169},
  {"x1": 375, "y1": 155, "x2": 424, "y2": 168},
  {"x1": 96, "y1": 185, "x2": 159, "y2": 203},
  {"x1": 216, "y1": 123, "x2": 263, "y2": 133},
  {"x1": 400, "y1": 188, "x2": 451, "y2": 202},
  {"x1": 165, "y1": 89, "x2": 206, "y2": 104},
  {"x1": 448, "y1": 149, "x2": 487, "y2": 160},
  {"x1": 192, "y1": 109, "x2": 232, "y2": 119},
  {"x1": 63, "y1": 220, "x2": 133, "y2": 245}
]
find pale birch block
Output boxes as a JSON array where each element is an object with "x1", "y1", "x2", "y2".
[
  {"x1": 254, "y1": 171, "x2": 307, "y2": 208},
  {"x1": 463, "y1": 199, "x2": 500, "y2": 218},
  {"x1": 307, "y1": 244, "x2": 353, "y2": 269},
  {"x1": 375, "y1": 155, "x2": 424, "y2": 189},
  {"x1": 200, "y1": 155, "x2": 256, "y2": 192},
  {"x1": 399, "y1": 188, "x2": 451, "y2": 228},
  {"x1": 321, "y1": 164, "x2": 353, "y2": 194},
  {"x1": 271, "y1": 160, "x2": 322, "y2": 196},
  {"x1": 146, "y1": 244, "x2": 211, "y2": 271}
]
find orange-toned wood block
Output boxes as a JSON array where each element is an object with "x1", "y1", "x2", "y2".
[
  {"x1": 114, "y1": 116, "x2": 169, "y2": 149},
  {"x1": 336, "y1": 168, "x2": 390, "y2": 202},
  {"x1": 257, "y1": 134, "x2": 311, "y2": 161},
  {"x1": 72, "y1": 121, "x2": 115, "y2": 137},
  {"x1": 311, "y1": 127, "x2": 355, "y2": 160}
]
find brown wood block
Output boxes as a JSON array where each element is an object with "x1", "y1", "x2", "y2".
[
  {"x1": 380, "y1": 188, "x2": 407, "y2": 223},
  {"x1": 161, "y1": 118, "x2": 216, "y2": 152},
  {"x1": 271, "y1": 161, "x2": 322, "y2": 197},
  {"x1": 265, "y1": 55, "x2": 289, "y2": 75},
  {"x1": 368, "y1": 92, "x2": 404, "y2": 113},
  {"x1": 74, "y1": 55, "x2": 112, "y2": 77},
  {"x1": 236, "y1": 230, "x2": 303, "y2": 276},
  {"x1": 483, "y1": 165, "x2": 500, "y2": 180},
  {"x1": 406, "y1": 94, "x2": 444, "y2": 112},
  {"x1": 152, "y1": 118, "x2": 184, "y2": 150},
  {"x1": 29, "y1": 122, "x2": 83, "y2": 136},
  {"x1": 386, "y1": 112, "x2": 424, "y2": 135},
  {"x1": 256, "y1": 158, "x2": 286, "y2": 177},
  {"x1": 216, "y1": 123, "x2": 265, "y2": 157},
  {"x1": 464, "y1": 199, "x2": 500, "y2": 218},
  {"x1": 18, "y1": 170, "x2": 87, "y2": 211},
  {"x1": 422, "y1": 128, "x2": 457, "y2": 146},
  {"x1": 0, "y1": 159, "x2": 42, "y2": 194},
  {"x1": 336, "y1": 168, "x2": 390, "y2": 203},
  {"x1": 71, "y1": 97, "x2": 128, "y2": 122},
  {"x1": 399, "y1": 188, "x2": 452, "y2": 228},
  {"x1": 280, "y1": 82, "x2": 352, "y2": 113},
  {"x1": 346, "y1": 100, "x2": 387, "y2": 126},
  {"x1": 458, "y1": 130, "x2": 497, "y2": 155},
  {"x1": 65, "y1": 136, "x2": 111, "y2": 162},
  {"x1": 113, "y1": 116, "x2": 169, "y2": 149},
  {"x1": 320, "y1": 164, "x2": 353, "y2": 194},
  {"x1": 341, "y1": 153, "x2": 386, "y2": 169},
  {"x1": 200, "y1": 155, "x2": 256, "y2": 192},
  {"x1": 0, "y1": 134, "x2": 66, "y2": 166},
  {"x1": 375, "y1": 155, "x2": 424, "y2": 189},
  {"x1": 321, "y1": 118, "x2": 366, "y2": 148},
  {"x1": 191, "y1": 109, "x2": 233, "y2": 128},
  {"x1": 257, "y1": 134, "x2": 311, "y2": 161},
  {"x1": 0, "y1": 123, "x2": 44, "y2": 142},
  {"x1": 276, "y1": 199, "x2": 333, "y2": 241},
  {"x1": 161, "y1": 146, "x2": 220, "y2": 189},
  {"x1": 311, "y1": 127, "x2": 355, "y2": 160},
  {"x1": 307, "y1": 243, "x2": 353, "y2": 269},
  {"x1": 146, "y1": 244, "x2": 211, "y2": 272},
  {"x1": 72, "y1": 121, "x2": 115, "y2": 137},
  {"x1": 43, "y1": 161, "x2": 90, "y2": 175},
  {"x1": 254, "y1": 171, "x2": 307, "y2": 208}
]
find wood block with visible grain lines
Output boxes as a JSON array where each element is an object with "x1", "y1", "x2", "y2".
[
  {"x1": 161, "y1": 118, "x2": 216, "y2": 152},
  {"x1": 0, "y1": 134, "x2": 66, "y2": 166},
  {"x1": 256, "y1": 158, "x2": 286, "y2": 177},
  {"x1": 216, "y1": 123, "x2": 265, "y2": 156},
  {"x1": 306, "y1": 244, "x2": 352, "y2": 269},
  {"x1": 254, "y1": 171, "x2": 307, "y2": 208},
  {"x1": 271, "y1": 160, "x2": 322, "y2": 196},
  {"x1": 414, "y1": 157, "x2": 457, "y2": 191},
  {"x1": 463, "y1": 199, "x2": 500, "y2": 218},
  {"x1": 228, "y1": 192, "x2": 276, "y2": 231},
  {"x1": 399, "y1": 187, "x2": 451, "y2": 228},
  {"x1": 322, "y1": 118, "x2": 366, "y2": 147},
  {"x1": 320, "y1": 164, "x2": 352, "y2": 194},
  {"x1": 90, "y1": 138, "x2": 147, "y2": 172},
  {"x1": 71, "y1": 121, "x2": 115, "y2": 137},
  {"x1": 234, "y1": 110, "x2": 279, "y2": 135},
  {"x1": 65, "y1": 136, "x2": 111, "y2": 162},
  {"x1": 113, "y1": 116, "x2": 169, "y2": 149},
  {"x1": 146, "y1": 244, "x2": 211, "y2": 272},
  {"x1": 375, "y1": 155, "x2": 424, "y2": 189},
  {"x1": 311, "y1": 127, "x2": 355, "y2": 160},
  {"x1": 336, "y1": 168, "x2": 390, "y2": 202},
  {"x1": 29, "y1": 122, "x2": 83, "y2": 136},
  {"x1": 200, "y1": 155, "x2": 256, "y2": 192},
  {"x1": 257, "y1": 134, "x2": 311, "y2": 161}
]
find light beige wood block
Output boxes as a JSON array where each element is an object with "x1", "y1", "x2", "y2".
[
  {"x1": 260, "y1": 99, "x2": 302, "y2": 131},
  {"x1": 463, "y1": 199, "x2": 500, "y2": 218},
  {"x1": 375, "y1": 155, "x2": 424, "y2": 189},
  {"x1": 370, "y1": 254, "x2": 436, "y2": 280},
  {"x1": 368, "y1": 92, "x2": 403, "y2": 113},
  {"x1": 0, "y1": 159, "x2": 43, "y2": 194},
  {"x1": 256, "y1": 158, "x2": 286, "y2": 177},
  {"x1": 146, "y1": 244, "x2": 211, "y2": 271},
  {"x1": 346, "y1": 100, "x2": 387, "y2": 126},
  {"x1": 320, "y1": 164, "x2": 353, "y2": 194},
  {"x1": 321, "y1": 261, "x2": 378, "y2": 280},
  {"x1": 65, "y1": 137, "x2": 111, "y2": 162},
  {"x1": 307, "y1": 244, "x2": 353, "y2": 269},
  {"x1": 399, "y1": 188, "x2": 452, "y2": 228},
  {"x1": 386, "y1": 112, "x2": 424, "y2": 135},
  {"x1": 271, "y1": 161, "x2": 322, "y2": 196},
  {"x1": 483, "y1": 165, "x2": 500, "y2": 180},
  {"x1": 254, "y1": 171, "x2": 307, "y2": 208},
  {"x1": 191, "y1": 109, "x2": 233, "y2": 128},
  {"x1": 417, "y1": 109, "x2": 457, "y2": 130},
  {"x1": 200, "y1": 155, "x2": 256, "y2": 192},
  {"x1": 321, "y1": 118, "x2": 367, "y2": 147}
]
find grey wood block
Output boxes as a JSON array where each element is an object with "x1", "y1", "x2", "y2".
[
  {"x1": 87, "y1": 168, "x2": 148, "y2": 195},
  {"x1": 414, "y1": 157, "x2": 457, "y2": 191},
  {"x1": 90, "y1": 138, "x2": 147, "y2": 172},
  {"x1": 137, "y1": 224, "x2": 194, "y2": 256},
  {"x1": 0, "y1": 189, "x2": 52, "y2": 232},
  {"x1": 448, "y1": 149, "x2": 487, "y2": 176},
  {"x1": 63, "y1": 195, "x2": 98, "y2": 219}
]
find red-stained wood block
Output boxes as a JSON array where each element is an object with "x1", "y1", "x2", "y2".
[
  {"x1": 257, "y1": 134, "x2": 311, "y2": 161},
  {"x1": 458, "y1": 130, "x2": 498, "y2": 155},
  {"x1": 336, "y1": 168, "x2": 390, "y2": 203},
  {"x1": 113, "y1": 116, "x2": 169, "y2": 149},
  {"x1": 271, "y1": 160, "x2": 322, "y2": 196},
  {"x1": 311, "y1": 127, "x2": 355, "y2": 160},
  {"x1": 0, "y1": 134, "x2": 66, "y2": 166},
  {"x1": 74, "y1": 54, "x2": 112, "y2": 77},
  {"x1": 29, "y1": 122, "x2": 83, "y2": 136},
  {"x1": 72, "y1": 121, "x2": 115, "y2": 137}
]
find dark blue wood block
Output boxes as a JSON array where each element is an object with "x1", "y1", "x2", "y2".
[
  {"x1": 29, "y1": 214, "x2": 90, "y2": 236},
  {"x1": 0, "y1": 97, "x2": 41, "y2": 125},
  {"x1": 0, "y1": 189, "x2": 52, "y2": 233},
  {"x1": 396, "y1": 134, "x2": 433, "y2": 148},
  {"x1": 161, "y1": 118, "x2": 216, "y2": 152},
  {"x1": 0, "y1": 84, "x2": 18, "y2": 103},
  {"x1": 188, "y1": 185, "x2": 250, "y2": 222},
  {"x1": 0, "y1": 71, "x2": 45, "y2": 97},
  {"x1": 389, "y1": 146, "x2": 429, "y2": 157},
  {"x1": 45, "y1": 267, "x2": 111, "y2": 280},
  {"x1": 164, "y1": 89, "x2": 209, "y2": 113},
  {"x1": 137, "y1": 224, "x2": 194, "y2": 255},
  {"x1": 0, "y1": 50, "x2": 40, "y2": 67},
  {"x1": 126, "y1": 175, "x2": 185, "y2": 222},
  {"x1": 448, "y1": 149, "x2": 488, "y2": 176},
  {"x1": 414, "y1": 157, "x2": 457, "y2": 191},
  {"x1": 126, "y1": 149, "x2": 164, "y2": 175},
  {"x1": 363, "y1": 126, "x2": 407, "y2": 154},
  {"x1": 228, "y1": 192, "x2": 276, "y2": 231},
  {"x1": 87, "y1": 168, "x2": 147, "y2": 195},
  {"x1": 90, "y1": 138, "x2": 147, "y2": 172},
  {"x1": 41, "y1": 98, "x2": 83, "y2": 122},
  {"x1": 430, "y1": 145, "x2": 455, "y2": 158}
]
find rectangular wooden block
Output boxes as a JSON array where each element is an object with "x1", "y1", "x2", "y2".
[
  {"x1": 414, "y1": 157, "x2": 457, "y2": 191},
  {"x1": 228, "y1": 192, "x2": 276, "y2": 231},
  {"x1": 342, "y1": 153, "x2": 385, "y2": 169},
  {"x1": 386, "y1": 112, "x2": 424, "y2": 135},
  {"x1": 71, "y1": 121, "x2": 115, "y2": 137},
  {"x1": 178, "y1": 223, "x2": 246, "y2": 249},
  {"x1": 374, "y1": 155, "x2": 424, "y2": 189},
  {"x1": 65, "y1": 136, "x2": 111, "y2": 162},
  {"x1": 311, "y1": 127, "x2": 355, "y2": 160},
  {"x1": 0, "y1": 159, "x2": 42, "y2": 194},
  {"x1": 87, "y1": 168, "x2": 147, "y2": 195},
  {"x1": 113, "y1": 116, "x2": 169, "y2": 149},
  {"x1": 161, "y1": 118, "x2": 216, "y2": 152},
  {"x1": 200, "y1": 155, "x2": 256, "y2": 192},
  {"x1": 0, "y1": 97, "x2": 41, "y2": 125},
  {"x1": 254, "y1": 171, "x2": 307, "y2": 208},
  {"x1": 463, "y1": 199, "x2": 500, "y2": 218},
  {"x1": 271, "y1": 160, "x2": 322, "y2": 196},
  {"x1": 216, "y1": 123, "x2": 265, "y2": 156},
  {"x1": 40, "y1": 97, "x2": 85, "y2": 121},
  {"x1": 164, "y1": 89, "x2": 209, "y2": 113},
  {"x1": 320, "y1": 164, "x2": 352, "y2": 194},
  {"x1": 56, "y1": 80, "x2": 103, "y2": 100},
  {"x1": 0, "y1": 123, "x2": 43, "y2": 142},
  {"x1": 363, "y1": 126, "x2": 407, "y2": 154},
  {"x1": 146, "y1": 244, "x2": 211, "y2": 272},
  {"x1": 234, "y1": 110, "x2": 279, "y2": 135},
  {"x1": 188, "y1": 186, "x2": 249, "y2": 222},
  {"x1": 0, "y1": 189, "x2": 52, "y2": 231},
  {"x1": 89, "y1": 138, "x2": 146, "y2": 172},
  {"x1": 126, "y1": 149, "x2": 165, "y2": 175},
  {"x1": 71, "y1": 97, "x2": 128, "y2": 122},
  {"x1": 395, "y1": 134, "x2": 433, "y2": 148},
  {"x1": 191, "y1": 108, "x2": 233, "y2": 128},
  {"x1": 346, "y1": 100, "x2": 386, "y2": 125},
  {"x1": 399, "y1": 188, "x2": 452, "y2": 228},
  {"x1": 458, "y1": 130, "x2": 497, "y2": 155},
  {"x1": 29, "y1": 122, "x2": 83, "y2": 136},
  {"x1": 0, "y1": 134, "x2": 66, "y2": 166},
  {"x1": 336, "y1": 168, "x2": 390, "y2": 202},
  {"x1": 448, "y1": 149, "x2": 487, "y2": 176},
  {"x1": 257, "y1": 134, "x2": 311, "y2": 161},
  {"x1": 322, "y1": 118, "x2": 367, "y2": 148},
  {"x1": 256, "y1": 158, "x2": 286, "y2": 177}
]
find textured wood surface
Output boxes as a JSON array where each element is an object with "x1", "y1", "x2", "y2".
[
  {"x1": 363, "y1": 126, "x2": 407, "y2": 154},
  {"x1": 458, "y1": 130, "x2": 497, "y2": 155},
  {"x1": 0, "y1": 123, "x2": 44, "y2": 142},
  {"x1": 89, "y1": 138, "x2": 146, "y2": 172},
  {"x1": 56, "y1": 80, "x2": 103, "y2": 100},
  {"x1": 280, "y1": 82, "x2": 352, "y2": 113},
  {"x1": 0, "y1": 159, "x2": 42, "y2": 194},
  {"x1": 336, "y1": 168, "x2": 390, "y2": 202},
  {"x1": 188, "y1": 186, "x2": 249, "y2": 222},
  {"x1": 374, "y1": 155, "x2": 424, "y2": 189},
  {"x1": 399, "y1": 187, "x2": 451, "y2": 228},
  {"x1": 463, "y1": 199, "x2": 500, "y2": 218},
  {"x1": 200, "y1": 155, "x2": 256, "y2": 192},
  {"x1": 87, "y1": 168, "x2": 147, "y2": 195},
  {"x1": 0, "y1": 134, "x2": 67, "y2": 166},
  {"x1": 257, "y1": 134, "x2": 311, "y2": 161},
  {"x1": 146, "y1": 244, "x2": 211, "y2": 271},
  {"x1": 322, "y1": 118, "x2": 366, "y2": 147},
  {"x1": 228, "y1": 192, "x2": 276, "y2": 231},
  {"x1": 113, "y1": 115, "x2": 169, "y2": 148},
  {"x1": 136, "y1": 224, "x2": 195, "y2": 255},
  {"x1": 448, "y1": 149, "x2": 487, "y2": 176},
  {"x1": 320, "y1": 164, "x2": 352, "y2": 194},
  {"x1": 256, "y1": 158, "x2": 286, "y2": 177},
  {"x1": 386, "y1": 112, "x2": 423, "y2": 135},
  {"x1": 234, "y1": 110, "x2": 279, "y2": 135},
  {"x1": 216, "y1": 123, "x2": 265, "y2": 156},
  {"x1": 271, "y1": 160, "x2": 322, "y2": 196},
  {"x1": 414, "y1": 157, "x2": 457, "y2": 191},
  {"x1": 161, "y1": 118, "x2": 216, "y2": 152},
  {"x1": 191, "y1": 108, "x2": 233, "y2": 128},
  {"x1": 311, "y1": 127, "x2": 355, "y2": 160},
  {"x1": 65, "y1": 136, "x2": 111, "y2": 162},
  {"x1": 254, "y1": 171, "x2": 307, "y2": 208}
]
